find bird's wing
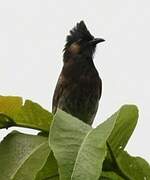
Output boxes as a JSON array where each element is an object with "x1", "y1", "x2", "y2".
[
  {"x1": 52, "y1": 75, "x2": 64, "y2": 114},
  {"x1": 98, "y1": 77, "x2": 102, "y2": 100}
]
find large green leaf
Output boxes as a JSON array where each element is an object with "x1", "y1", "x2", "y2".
[
  {"x1": 49, "y1": 109, "x2": 91, "y2": 180},
  {"x1": 107, "y1": 105, "x2": 138, "y2": 157},
  {"x1": 0, "y1": 96, "x2": 53, "y2": 132},
  {"x1": 49, "y1": 109, "x2": 117, "y2": 180},
  {"x1": 0, "y1": 131, "x2": 50, "y2": 180},
  {"x1": 116, "y1": 150, "x2": 150, "y2": 180}
]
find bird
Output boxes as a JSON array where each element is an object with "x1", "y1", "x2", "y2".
[{"x1": 52, "y1": 21, "x2": 105, "y2": 125}]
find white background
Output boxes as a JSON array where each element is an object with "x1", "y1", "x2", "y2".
[{"x1": 0, "y1": 0, "x2": 149, "y2": 162}]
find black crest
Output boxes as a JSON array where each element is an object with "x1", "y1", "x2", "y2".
[{"x1": 66, "y1": 21, "x2": 94, "y2": 46}]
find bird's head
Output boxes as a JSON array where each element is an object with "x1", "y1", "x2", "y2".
[{"x1": 63, "y1": 21, "x2": 105, "y2": 61}]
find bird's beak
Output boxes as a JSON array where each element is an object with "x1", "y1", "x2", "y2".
[{"x1": 89, "y1": 38, "x2": 105, "y2": 45}]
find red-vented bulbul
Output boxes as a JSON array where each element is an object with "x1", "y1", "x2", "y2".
[{"x1": 52, "y1": 21, "x2": 105, "y2": 125}]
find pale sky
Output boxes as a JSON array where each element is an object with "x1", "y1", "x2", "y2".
[{"x1": 0, "y1": 0, "x2": 150, "y2": 162}]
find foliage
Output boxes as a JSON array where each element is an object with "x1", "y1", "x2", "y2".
[{"x1": 0, "y1": 96, "x2": 149, "y2": 180}]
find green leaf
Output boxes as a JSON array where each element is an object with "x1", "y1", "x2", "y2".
[
  {"x1": 0, "y1": 96, "x2": 22, "y2": 116},
  {"x1": 35, "y1": 151, "x2": 59, "y2": 180},
  {"x1": 49, "y1": 109, "x2": 117, "y2": 180},
  {"x1": 13, "y1": 100, "x2": 53, "y2": 132},
  {"x1": 0, "y1": 131, "x2": 50, "y2": 180},
  {"x1": 0, "y1": 96, "x2": 53, "y2": 132},
  {"x1": 49, "y1": 109, "x2": 91, "y2": 180},
  {"x1": 107, "y1": 105, "x2": 138, "y2": 156},
  {"x1": 116, "y1": 150, "x2": 150, "y2": 180},
  {"x1": 0, "y1": 96, "x2": 22, "y2": 128},
  {"x1": 100, "y1": 171, "x2": 125, "y2": 180}
]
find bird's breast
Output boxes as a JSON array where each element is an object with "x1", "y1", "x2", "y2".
[{"x1": 62, "y1": 59, "x2": 101, "y2": 97}]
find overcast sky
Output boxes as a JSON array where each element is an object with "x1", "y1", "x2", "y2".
[{"x1": 0, "y1": 0, "x2": 149, "y2": 162}]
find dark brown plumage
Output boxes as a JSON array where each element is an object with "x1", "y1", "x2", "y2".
[{"x1": 52, "y1": 21, "x2": 104, "y2": 125}]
